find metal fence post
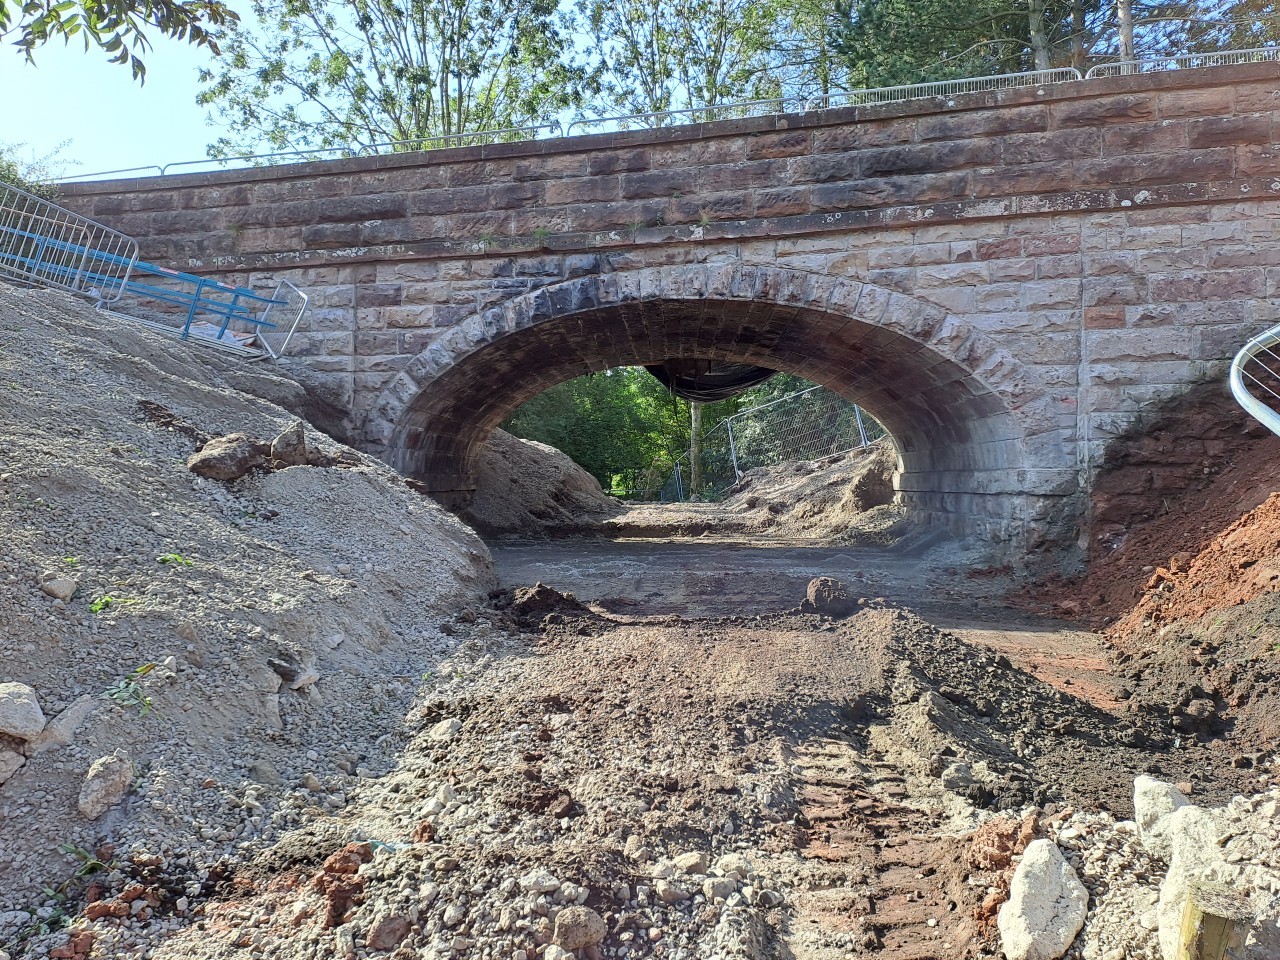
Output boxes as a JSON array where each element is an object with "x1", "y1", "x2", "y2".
[
  {"x1": 727, "y1": 417, "x2": 742, "y2": 478},
  {"x1": 854, "y1": 405, "x2": 869, "y2": 447}
]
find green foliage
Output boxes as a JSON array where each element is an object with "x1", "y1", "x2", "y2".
[
  {"x1": 197, "y1": 0, "x2": 587, "y2": 155},
  {"x1": 156, "y1": 552, "x2": 193, "y2": 565},
  {"x1": 830, "y1": 0, "x2": 1280, "y2": 87},
  {"x1": 0, "y1": 0, "x2": 237, "y2": 80},
  {"x1": 0, "y1": 142, "x2": 65, "y2": 198},
  {"x1": 104, "y1": 662, "x2": 156, "y2": 716},
  {"x1": 504, "y1": 368, "x2": 822, "y2": 497}
]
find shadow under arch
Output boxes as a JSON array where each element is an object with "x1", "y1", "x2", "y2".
[{"x1": 366, "y1": 263, "x2": 1075, "y2": 545}]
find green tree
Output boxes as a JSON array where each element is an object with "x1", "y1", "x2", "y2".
[
  {"x1": 578, "y1": 0, "x2": 785, "y2": 116},
  {"x1": 197, "y1": 0, "x2": 585, "y2": 155},
  {"x1": 1, "y1": 0, "x2": 236, "y2": 80}
]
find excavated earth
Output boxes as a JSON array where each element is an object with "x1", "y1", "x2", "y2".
[{"x1": 2, "y1": 283, "x2": 1280, "y2": 960}]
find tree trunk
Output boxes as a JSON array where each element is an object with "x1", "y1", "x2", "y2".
[
  {"x1": 1116, "y1": 0, "x2": 1134, "y2": 63},
  {"x1": 689, "y1": 401, "x2": 703, "y2": 497},
  {"x1": 1071, "y1": 0, "x2": 1086, "y2": 73},
  {"x1": 1028, "y1": 0, "x2": 1050, "y2": 70}
]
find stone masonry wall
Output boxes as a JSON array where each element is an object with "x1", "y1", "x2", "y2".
[{"x1": 56, "y1": 61, "x2": 1280, "y2": 549}]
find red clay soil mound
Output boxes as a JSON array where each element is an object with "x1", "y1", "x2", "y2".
[
  {"x1": 1109, "y1": 492, "x2": 1280, "y2": 640},
  {"x1": 1025, "y1": 381, "x2": 1280, "y2": 627}
]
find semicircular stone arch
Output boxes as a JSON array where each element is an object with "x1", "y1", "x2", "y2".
[{"x1": 365, "y1": 262, "x2": 1078, "y2": 546}]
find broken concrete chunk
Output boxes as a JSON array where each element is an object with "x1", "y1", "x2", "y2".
[
  {"x1": 0, "y1": 682, "x2": 46, "y2": 741},
  {"x1": 78, "y1": 750, "x2": 134, "y2": 820},
  {"x1": 997, "y1": 839, "x2": 1088, "y2": 960}
]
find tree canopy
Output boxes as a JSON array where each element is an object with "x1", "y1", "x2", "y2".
[{"x1": 1, "y1": 0, "x2": 236, "y2": 81}]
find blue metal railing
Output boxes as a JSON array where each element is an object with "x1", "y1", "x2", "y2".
[{"x1": 0, "y1": 178, "x2": 308, "y2": 358}]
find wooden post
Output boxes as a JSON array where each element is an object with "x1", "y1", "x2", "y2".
[{"x1": 1177, "y1": 880, "x2": 1253, "y2": 960}]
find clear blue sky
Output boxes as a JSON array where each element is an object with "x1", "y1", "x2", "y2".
[{"x1": 0, "y1": 36, "x2": 224, "y2": 178}]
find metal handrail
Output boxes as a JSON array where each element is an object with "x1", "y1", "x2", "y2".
[
  {"x1": 565, "y1": 98, "x2": 803, "y2": 136},
  {"x1": 1229, "y1": 322, "x2": 1280, "y2": 437},
  {"x1": 47, "y1": 45, "x2": 1280, "y2": 185},
  {"x1": 56, "y1": 122, "x2": 566, "y2": 183},
  {"x1": 1085, "y1": 46, "x2": 1280, "y2": 78},
  {"x1": 806, "y1": 66, "x2": 1082, "y2": 110}
]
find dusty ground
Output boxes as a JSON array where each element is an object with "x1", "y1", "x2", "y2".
[{"x1": 3, "y1": 283, "x2": 1280, "y2": 960}]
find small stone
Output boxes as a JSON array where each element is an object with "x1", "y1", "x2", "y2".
[
  {"x1": 0, "y1": 749, "x2": 24, "y2": 786},
  {"x1": 428, "y1": 718, "x2": 462, "y2": 742},
  {"x1": 40, "y1": 578, "x2": 78, "y2": 602},
  {"x1": 365, "y1": 911, "x2": 411, "y2": 950},
  {"x1": 715, "y1": 854, "x2": 753, "y2": 879},
  {"x1": 552, "y1": 905, "x2": 607, "y2": 949},
  {"x1": 270, "y1": 421, "x2": 309, "y2": 467},
  {"x1": 78, "y1": 750, "x2": 134, "y2": 820},
  {"x1": 655, "y1": 879, "x2": 689, "y2": 903},
  {"x1": 544, "y1": 947, "x2": 573, "y2": 960},
  {"x1": 703, "y1": 877, "x2": 736, "y2": 901},
  {"x1": 248, "y1": 760, "x2": 283, "y2": 785},
  {"x1": 519, "y1": 868, "x2": 561, "y2": 894},
  {"x1": 0, "y1": 682, "x2": 46, "y2": 740},
  {"x1": 442, "y1": 902, "x2": 466, "y2": 927},
  {"x1": 672, "y1": 852, "x2": 708, "y2": 875}
]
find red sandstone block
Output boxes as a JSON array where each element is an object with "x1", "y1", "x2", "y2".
[
  {"x1": 1023, "y1": 234, "x2": 1080, "y2": 256},
  {"x1": 1003, "y1": 129, "x2": 1101, "y2": 164},
  {"x1": 788, "y1": 152, "x2": 862, "y2": 184},
  {"x1": 1052, "y1": 94, "x2": 1155, "y2": 129},
  {"x1": 1072, "y1": 148, "x2": 1234, "y2": 187},
  {"x1": 1187, "y1": 113, "x2": 1274, "y2": 149},
  {"x1": 970, "y1": 161, "x2": 1075, "y2": 198},
  {"x1": 1234, "y1": 144, "x2": 1280, "y2": 176},
  {"x1": 858, "y1": 138, "x2": 999, "y2": 177},
  {"x1": 587, "y1": 150, "x2": 651, "y2": 175},
  {"x1": 976, "y1": 237, "x2": 1021, "y2": 260},
  {"x1": 753, "y1": 187, "x2": 809, "y2": 218},
  {"x1": 621, "y1": 168, "x2": 698, "y2": 200},
  {"x1": 747, "y1": 130, "x2": 810, "y2": 159},
  {"x1": 544, "y1": 176, "x2": 619, "y2": 205},
  {"x1": 810, "y1": 119, "x2": 915, "y2": 152},
  {"x1": 1100, "y1": 120, "x2": 1188, "y2": 155},
  {"x1": 1157, "y1": 87, "x2": 1235, "y2": 119},
  {"x1": 916, "y1": 105, "x2": 1047, "y2": 142},
  {"x1": 1148, "y1": 268, "x2": 1264, "y2": 302}
]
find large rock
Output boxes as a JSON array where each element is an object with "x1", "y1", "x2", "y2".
[
  {"x1": 1154, "y1": 805, "x2": 1228, "y2": 960},
  {"x1": 552, "y1": 905, "x2": 607, "y2": 950},
  {"x1": 801, "y1": 577, "x2": 859, "y2": 617},
  {"x1": 187, "y1": 434, "x2": 270, "y2": 481},
  {"x1": 0, "y1": 682, "x2": 46, "y2": 740},
  {"x1": 1134, "y1": 775, "x2": 1190, "y2": 859},
  {"x1": 77, "y1": 750, "x2": 134, "y2": 819},
  {"x1": 998, "y1": 839, "x2": 1088, "y2": 960}
]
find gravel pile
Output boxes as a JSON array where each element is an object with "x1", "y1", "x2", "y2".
[{"x1": 0, "y1": 283, "x2": 493, "y2": 954}]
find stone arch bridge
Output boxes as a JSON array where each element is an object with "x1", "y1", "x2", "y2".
[{"x1": 60, "y1": 61, "x2": 1280, "y2": 553}]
